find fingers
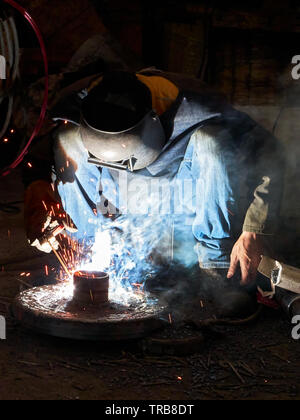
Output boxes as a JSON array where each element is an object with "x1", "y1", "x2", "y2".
[
  {"x1": 62, "y1": 219, "x2": 78, "y2": 233},
  {"x1": 30, "y1": 235, "x2": 59, "y2": 254},
  {"x1": 227, "y1": 254, "x2": 239, "y2": 278},
  {"x1": 239, "y1": 256, "x2": 257, "y2": 286},
  {"x1": 42, "y1": 213, "x2": 52, "y2": 231},
  {"x1": 48, "y1": 235, "x2": 60, "y2": 250},
  {"x1": 31, "y1": 239, "x2": 51, "y2": 253},
  {"x1": 240, "y1": 258, "x2": 251, "y2": 285}
]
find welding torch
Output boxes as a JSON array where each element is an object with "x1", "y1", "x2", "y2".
[
  {"x1": 41, "y1": 223, "x2": 65, "y2": 244},
  {"x1": 40, "y1": 222, "x2": 73, "y2": 277}
]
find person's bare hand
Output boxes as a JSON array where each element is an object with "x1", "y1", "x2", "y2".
[{"x1": 227, "y1": 232, "x2": 264, "y2": 286}]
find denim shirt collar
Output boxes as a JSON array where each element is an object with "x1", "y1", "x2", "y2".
[{"x1": 145, "y1": 90, "x2": 222, "y2": 176}]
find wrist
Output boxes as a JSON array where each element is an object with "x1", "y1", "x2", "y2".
[{"x1": 241, "y1": 231, "x2": 258, "y2": 239}]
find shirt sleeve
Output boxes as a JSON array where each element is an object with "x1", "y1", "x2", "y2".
[{"x1": 240, "y1": 123, "x2": 286, "y2": 235}]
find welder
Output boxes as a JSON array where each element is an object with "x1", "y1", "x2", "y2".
[{"x1": 23, "y1": 70, "x2": 285, "y2": 316}]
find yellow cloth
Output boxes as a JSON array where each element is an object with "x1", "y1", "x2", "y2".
[
  {"x1": 87, "y1": 73, "x2": 179, "y2": 116},
  {"x1": 136, "y1": 74, "x2": 179, "y2": 116}
]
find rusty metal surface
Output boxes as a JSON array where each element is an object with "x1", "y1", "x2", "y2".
[{"x1": 12, "y1": 284, "x2": 167, "y2": 341}]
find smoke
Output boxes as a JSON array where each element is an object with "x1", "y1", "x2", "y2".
[
  {"x1": 79, "y1": 215, "x2": 173, "y2": 306},
  {"x1": 71, "y1": 123, "x2": 255, "y2": 315}
]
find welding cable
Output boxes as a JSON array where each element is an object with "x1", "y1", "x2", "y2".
[
  {"x1": 10, "y1": 16, "x2": 20, "y2": 82},
  {"x1": 0, "y1": 17, "x2": 9, "y2": 82},
  {"x1": 187, "y1": 304, "x2": 264, "y2": 330},
  {"x1": 0, "y1": 13, "x2": 17, "y2": 139},
  {"x1": 0, "y1": 14, "x2": 19, "y2": 83},
  {"x1": 3, "y1": 19, "x2": 13, "y2": 71},
  {"x1": 0, "y1": 29, "x2": 14, "y2": 141},
  {"x1": 0, "y1": 95, "x2": 14, "y2": 139},
  {"x1": 0, "y1": 0, "x2": 48, "y2": 177},
  {"x1": 0, "y1": 12, "x2": 15, "y2": 86}
]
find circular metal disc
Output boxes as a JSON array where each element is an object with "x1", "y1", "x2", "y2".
[{"x1": 12, "y1": 284, "x2": 166, "y2": 341}]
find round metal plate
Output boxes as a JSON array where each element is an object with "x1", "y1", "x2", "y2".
[{"x1": 12, "y1": 284, "x2": 166, "y2": 341}]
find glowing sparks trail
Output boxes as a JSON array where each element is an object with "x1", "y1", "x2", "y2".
[
  {"x1": 54, "y1": 221, "x2": 160, "y2": 307},
  {"x1": 49, "y1": 211, "x2": 169, "y2": 307}
]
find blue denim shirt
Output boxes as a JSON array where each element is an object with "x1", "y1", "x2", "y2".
[
  {"x1": 54, "y1": 88, "x2": 276, "y2": 269},
  {"x1": 24, "y1": 75, "x2": 284, "y2": 270}
]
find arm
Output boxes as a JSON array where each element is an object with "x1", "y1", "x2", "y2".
[
  {"x1": 23, "y1": 129, "x2": 77, "y2": 253},
  {"x1": 228, "y1": 120, "x2": 286, "y2": 285}
]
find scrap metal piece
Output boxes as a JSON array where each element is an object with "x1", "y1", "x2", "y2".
[
  {"x1": 12, "y1": 283, "x2": 166, "y2": 341},
  {"x1": 258, "y1": 256, "x2": 300, "y2": 295},
  {"x1": 73, "y1": 270, "x2": 109, "y2": 305}
]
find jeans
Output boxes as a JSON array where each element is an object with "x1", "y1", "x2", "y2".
[{"x1": 54, "y1": 122, "x2": 246, "y2": 270}]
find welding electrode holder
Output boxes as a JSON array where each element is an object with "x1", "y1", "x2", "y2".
[
  {"x1": 40, "y1": 224, "x2": 65, "y2": 244},
  {"x1": 88, "y1": 155, "x2": 137, "y2": 172}
]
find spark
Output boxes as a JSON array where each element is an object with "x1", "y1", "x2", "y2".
[
  {"x1": 27, "y1": 162, "x2": 32, "y2": 168},
  {"x1": 50, "y1": 218, "x2": 162, "y2": 308},
  {"x1": 42, "y1": 201, "x2": 48, "y2": 211},
  {"x1": 45, "y1": 265, "x2": 49, "y2": 276},
  {"x1": 168, "y1": 313, "x2": 172, "y2": 324}
]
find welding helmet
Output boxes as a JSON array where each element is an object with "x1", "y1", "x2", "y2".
[{"x1": 80, "y1": 71, "x2": 166, "y2": 171}]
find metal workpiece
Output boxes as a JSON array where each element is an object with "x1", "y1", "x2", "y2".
[
  {"x1": 73, "y1": 270, "x2": 109, "y2": 305},
  {"x1": 12, "y1": 283, "x2": 166, "y2": 341},
  {"x1": 258, "y1": 256, "x2": 300, "y2": 295}
]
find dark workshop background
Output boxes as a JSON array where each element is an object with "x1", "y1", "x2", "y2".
[{"x1": 11, "y1": 0, "x2": 300, "y2": 254}]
